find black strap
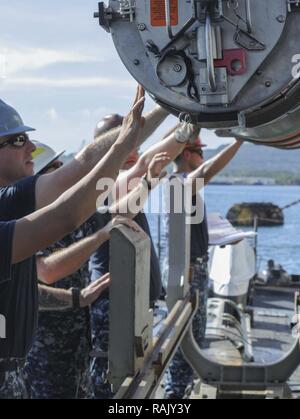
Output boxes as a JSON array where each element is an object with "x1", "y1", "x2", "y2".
[
  {"x1": 157, "y1": 48, "x2": 200, "y2": 102},
  {"x1": 0, "y1": 359, "x2": 25, "y2": 373},
  {"x1": 72, "y1": 287, "x2": 81, "y2": 310}
]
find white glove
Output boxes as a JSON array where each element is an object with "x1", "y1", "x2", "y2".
[{"x1": 174, "y1": 123, "x2": 201, "y2": 144}]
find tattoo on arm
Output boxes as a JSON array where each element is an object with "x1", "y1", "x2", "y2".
[{"x1": 38, "y1": 285, "x2": 73, "y2": 312}]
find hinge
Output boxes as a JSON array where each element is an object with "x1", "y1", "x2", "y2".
[{"x1": 287, "y1": 0, "x2": 300, "y2": 12}]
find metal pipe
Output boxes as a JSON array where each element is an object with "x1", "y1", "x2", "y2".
[
  {"x1": 245, "y1": 0, "x2": 253, "y2": 33},
  {"x1": 181, "y1": 321, "x2": 300, "y2": 386},
  {"x1": 205, "y1": 13, "x2": 217, "y2": 92},
  {"x1": 165, "y1": 0, "x2": 174, "y2": 39},
  {"x1": 157, "y1": 214, "x2": 161, "y2": 263}
]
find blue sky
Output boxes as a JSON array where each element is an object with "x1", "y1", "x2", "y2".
[{"x1": 0, "y1": 0, "x2": 232, "y2": 153}]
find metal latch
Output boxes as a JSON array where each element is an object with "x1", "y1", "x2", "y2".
[
  {"x1": 94, "y1": 2, "x2": 113, "y2": 33},
  {"x1": 119, "y1": 0, "x2": 135, "y2": 22},
  {"x1": 135, "y1": 325, "x2": 150, "y2": 358},
  {"x1": 287, "y1": 0, "x2": 300, "y2": 12}
]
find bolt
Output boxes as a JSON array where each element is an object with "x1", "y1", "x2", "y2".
[
  {"x1": 265, "y1": 81, "x2": 272, "y2": 87},
  {"x1": 137, "y1": 23, "x2": 146, "y2": 31},
  {"x1": 133, "y1": 59, "x2": 140, "y2": 66},
  {"x1": 276, "y1": 15, "x2": 285, "y2": 23},
  {"x1": 173, "y1": 64, "x2": 182, "y2": 72},
  {"x1": 179, "y1": 113, "x2": 192, "y2": 123}
]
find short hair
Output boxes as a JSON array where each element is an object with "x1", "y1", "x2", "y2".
[
  {"x1": 94, "y1": 114, "x2": 124, "y2": 138},
  {"x1": 174, "y1": 152, "x2": 184, "y2": 165}
]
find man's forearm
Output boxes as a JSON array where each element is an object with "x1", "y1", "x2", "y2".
[
  {"x1": 37, "y1": 106, "x2": 168, "y2": 209},
  {"x1": 83, "y1": 106, "x2": 168, "y2": 169},
  {"x1": 77, "y1": 106, "x2": 168, "y2": 175},
  {"x1": 37, "y1": 229, "x2": 109, "y2": 285},
  {"x1": 202, "y1": 141, "x2": 242, "y2": 184},
  {"x1": 137, "y1": 106, "x2": 169, "y2": 146},
  {"x1": 111, "y1": 181, "x2": 149, "y2": 220},
  {"x1": 116, "y1": 130, "x2": 184, "y2": 195},
  {"x1": 139, "y1": 131, "x2": 184, "y2": 169},
  {"x1": 38, "y1": 285, "x2": 73, "y2": 311},
  {"x1": 13, "y1": 142, "x2": 130, "y2": 264},
  {"x1": 188, "y1": 141, "x2": 242, "y2": 190},
  {"x1": 12, "y1": 92, "x2": 145, "y2": 264},
  {"x1": 128, "y1": 123, "x2": 199, "y2": 182}
]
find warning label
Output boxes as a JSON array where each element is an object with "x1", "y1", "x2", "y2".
[{"x1": 150, "y1": 0, "x2": 179, "y2": 27}]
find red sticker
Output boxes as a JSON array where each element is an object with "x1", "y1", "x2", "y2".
[{"x1": 150, "y1": 0, "x2": 179, "y2": 27}]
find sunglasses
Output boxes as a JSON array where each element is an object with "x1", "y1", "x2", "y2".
[
  {"x1": 40, "y1": 160, "x2": 64, "y2": 174},
  {"x1": 0, "y1": 133, "x2": 30, "y2": 149},
  {"x1": 188, "y1": 148, "x2": 204, "y2": 158}
]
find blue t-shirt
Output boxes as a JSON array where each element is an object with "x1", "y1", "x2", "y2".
[
  {"x1": 0, "y1": 176, "x2": 39, "y2": 365},
  {"x1": 0, "y1": 221, "x2": 15, "y2": 282},
  {"x1": 163, "y1": 174, "x2": 209, "y2": 261},
  {"x1": 89, "y1": 211, "x2": 162, "y2": 304},
  {"x1": 161, "y1": 174, "x2": 209, "y2": 286}
]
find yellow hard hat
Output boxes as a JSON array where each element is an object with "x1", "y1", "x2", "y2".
[{"x1": 32, "y1": 141, "x2": 65, "y2": 175}]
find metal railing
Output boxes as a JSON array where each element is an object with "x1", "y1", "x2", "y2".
[{"x1": 108, "y1": 177, "x2": 300, "y2": 399}]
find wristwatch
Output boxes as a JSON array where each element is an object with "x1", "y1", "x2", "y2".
[
  {"x1": 142, "y1": 174, "x2": 152, "y2": 191},
  {"x1": 71, "y1": 287, "x2": 81, "y2": 310},
  {"x1": 174, "y1": 123, "x2": 191, "y2": 143},
  {"x1": 175, "y1": 122, "x2": 200, "y2": 144}
]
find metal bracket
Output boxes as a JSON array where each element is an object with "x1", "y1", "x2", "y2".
[
  {"x1": 181, "y1": 294, "x2": 300, "y2": 394},
  {"x1": 206, "y1": 298, "x2": 254, "y2": 363},
  {"x1": 287, "y1": 0, "x2": 300, "y2": 12},
  {"x1": 199, "y1": 67, "x2": 229, "y2": 105},
  {"x1": 119, "y1": 0, "x2": 135, "y2": 22},
  {"x1": 214, "y1": 49, "x2": 247, "y2": 77},
  {"x1": 108, "y1": 225, "x2": 153, "y2": 392},
  {"x1": 94, "y1": 2, "x2": 112, "y2": 33},
  {"x1": 234, "y1": 27, "x2": 265, "y2": 51}
]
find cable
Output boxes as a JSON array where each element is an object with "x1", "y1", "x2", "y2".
[{"x1": 281, "y1": 198, "x2": 300, "y2": 211}]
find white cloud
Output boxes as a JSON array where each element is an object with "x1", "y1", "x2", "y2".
[
  {"x1": 46, "y1": 107, "x2": 59, "y2": 122},
  {"x1": 0, "y1": 76, "x2": 135, "y2": 89},
  {"x1": 70, "y1": 107, "x2": 110, "y2": 119},
  {"x1": 0, "y1": 46, "x2": 101, "y2": 77}
]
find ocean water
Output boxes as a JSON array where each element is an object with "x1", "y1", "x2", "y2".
[{"x1": 148, "y1": 185, "x2": 300, "y2": 275}]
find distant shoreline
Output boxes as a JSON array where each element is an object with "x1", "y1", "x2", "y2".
[{"x1": 210, "y1": 182, "x2": 300, "y2": 187}]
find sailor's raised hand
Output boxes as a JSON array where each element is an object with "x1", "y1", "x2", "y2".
[
  {"x1": 175, "y1": 123, "x2": 201, "y2": 144},
  {"x1": 80, "y1": 273, "x2": 111, "y2": 307},
  {"x1": 116, "y1": 85, "x2": 145, "y2": 152},
  {"x1": 147, "y1": 152, "x2": 171, "y2": 184}
]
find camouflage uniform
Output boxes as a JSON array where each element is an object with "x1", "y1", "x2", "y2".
[
  {"x1": 89, "y1": 209, "x2": 162, "y2": 399},
  {"x1": 24, "y1": 217, "x2": 98, "y2": 399},
  {"x1": 165, "y1": 259, "x2": 209, "y2": 399},
  {"x1": 90, "y1": 296, "x2": 114, "y2": 399},
  {"x1": 0, "y1": 369, "x2": 28, "y2": 400},
  {"x1": 162, "y1": 173, "x2": 209, "y2": 398}
]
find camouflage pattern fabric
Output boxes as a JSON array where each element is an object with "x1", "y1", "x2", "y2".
[
  {"x1": 24, "y1": 217, "x2": 98, "y2": 399},
  {"x1": 165, "y1": 260, "x2": 209, "y2": 399},
  {"x1": 0, "y1": 369, "x2": 28, "y2": 399},
  {"x1": 90, "y1": 297, "x2": 114, "y2": 399}
]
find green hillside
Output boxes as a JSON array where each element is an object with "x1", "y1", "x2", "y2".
[{"x1": 205, "y1": 143, "x2": 300, "y2": 185}]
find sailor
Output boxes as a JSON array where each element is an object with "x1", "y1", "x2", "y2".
[
  {"x1": 24, "y1": 143, "x2": 116, "y2": 399},
  {"x1": 89, "y1": 116, "x2": 199, "y2": 398},
  {"x1": 0, "y1": 86, "x2": 148, "y2": 398},
  {"x1": 164, "y1": 137, "x2": 243, "y2": 399}
]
